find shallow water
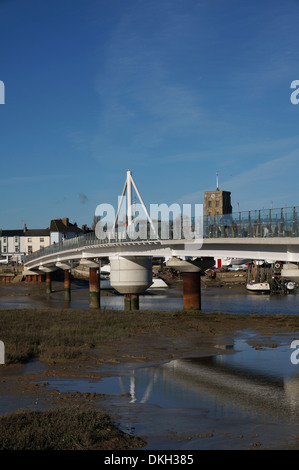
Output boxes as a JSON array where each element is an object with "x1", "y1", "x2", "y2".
[
  {"x1": 45, "y1": 334, "x2": 299, "y2": 418},
  {"x1": 1, "y1": 282, "x2": 299, "y2": 315},
  {"x1": 42, "y1": 332, "x2": 299, "y2": 449}
]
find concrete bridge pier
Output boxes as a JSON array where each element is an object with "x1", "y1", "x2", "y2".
[
  {"x1": 46, "y1": 272, "x2": 52, "y2": 294},
  {"x1": 39, "y1": 266, "x2": 57, "y2": 295},
  {"x1": 89, "y1": 267, "x2": 100, "y2": 309},
  {"x1": 124, "y1": 294, "x2": 140, "y2": 311},
  {"x1": 182, "y1": 272, "x2": 202, "y2": 310},
  {"x1": 166, "y1": 257, "x2": 215, "y2": 310},
  {"x1": 110, "y1": 256, "x2": 153, "y2": 310},
  {"x1": 64, "y1": 269, "x2": 71, "y2": 302},
  {"x1": 80, "y1": 259, "x2": 101, "y2": 309},
  {"x1": 56, "y1": 262, "x2": 72, "y2": 302}
]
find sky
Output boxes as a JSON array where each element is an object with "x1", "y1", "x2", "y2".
[{"x1": 1, "y1": 0, "x2": 299, "y2": 230}]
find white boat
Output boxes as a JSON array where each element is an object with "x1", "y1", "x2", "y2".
[
  {"x1": 285, "y1": 281, "x2": 296, "y2": 292},
  {"x1": 149, "y1": 278, "x2": 168, "y2": 289},
  {"x1": 246, "y1": 280, "x2": 271, "y2": 293}
]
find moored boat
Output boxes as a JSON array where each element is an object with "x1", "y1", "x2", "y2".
[
  {"x1": 285, "y1": 280, "x2": 296, "y2": 292},
  {"x1": 246, "y1": 280, "x2": 271, "y2": 294}
]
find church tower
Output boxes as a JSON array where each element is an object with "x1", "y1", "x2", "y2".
[{"x1": 204, "y1": 171, "x2": 232, "y2": 217}]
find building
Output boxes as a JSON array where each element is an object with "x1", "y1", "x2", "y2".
[
  {"x1": 23, "y1": 225, "x2": 51, "y2": 255},
  {"x1": 204, "y1": 189, "x2": 232, "y2": 216},
  {"x1": 0, "y1": 218, "x2": 90, "y2": 263},
  {"x1": 0, "y1": 230, "x2": 26, "y2": 264},
  {"x1": 49, "y1": 217, "x2": 85, "y2": 244},
  {"x1": 204, "y1": 172, "x2": 232, "y2": 217}
]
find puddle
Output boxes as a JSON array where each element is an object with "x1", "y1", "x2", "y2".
[
  {"x1": 46, "y1": 342, "x2": 299, "y2": 419},
  {"x1": 41, "y1": 334, "x2": 299, "y2": 448}
]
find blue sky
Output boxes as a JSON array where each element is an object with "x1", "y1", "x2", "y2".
[{"x1": 1, "y1": 0, "x2": 299, "y2": 230}]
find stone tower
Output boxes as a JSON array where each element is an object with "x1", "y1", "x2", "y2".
[{"x1": 204, "y1": 171, "x2": 232, "y2": 216}]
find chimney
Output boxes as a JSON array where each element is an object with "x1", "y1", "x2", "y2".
[
  {"x1": 23, "y1": 223, "x2": 27, "y2": 232},
  {"x1": 62, "y1": 217, "x2": 69, "y2": 226}
]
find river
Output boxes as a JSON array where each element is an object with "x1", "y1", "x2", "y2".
[{"x1": 0, "y1": 279, "x2": 299, "y2": 315}]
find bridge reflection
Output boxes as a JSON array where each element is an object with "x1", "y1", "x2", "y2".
[{"x1": 118, "y1": 355, "x2": 299, "y2": 422}]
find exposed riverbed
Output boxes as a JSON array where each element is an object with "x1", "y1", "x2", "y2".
[{"x1": 1, "y1": 277, "x2": 299, "y2": 449}]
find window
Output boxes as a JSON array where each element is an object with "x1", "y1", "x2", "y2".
[
  {"x1": 215, "y1": 200, "x2": 219, "y2": 207},
  {"x1": 40, "y1": 245, "x2": 44, "y2": 250},
  {"x1": 27, "y1": 238, "x2": 32, "y2": 242},
  {"x1": 3, "y1": 246, "x2": 7, "y2": 253},
  {"x1": 3, "y1": 237, "x2": 7, "y2": 243},
  {"x1": 40, "y1": 237, "x2": 44, "y2": 242},
  {"x1": 15, "y1": 236, "x2": 19, "y2": 243},
  {"x1": 15, "y1": 246, "x2": 19, "y2": 252},
  {"x1": 28, "y1": 246, "x2": 32, "y2": 253}
]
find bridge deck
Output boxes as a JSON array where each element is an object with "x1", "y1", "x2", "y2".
[{"x1": 23, "y1": 206, "x2": 299, "y2": 268}]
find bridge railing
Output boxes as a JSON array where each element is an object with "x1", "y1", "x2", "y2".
[
  {"x1": 22, "y1": 206, "x2": 299, "y2": 264},
  {"x1": 204, "y1": 206, "x2": 299, "y2": 239}
]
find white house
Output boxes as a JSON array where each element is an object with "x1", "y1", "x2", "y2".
[
  {"x1": 0, "y1": 218, "x2": 89, "y2": 264},
  {"x1": 0, "y1": 229, "x2": 26, "y2": 264}
]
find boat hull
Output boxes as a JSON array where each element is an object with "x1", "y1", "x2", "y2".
[{"x1": 246, "y1": 282, "x2": 271, "y2": 294}]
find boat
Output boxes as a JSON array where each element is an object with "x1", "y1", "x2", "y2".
[
  {"x1": 285, "y1": 280, "x2": 296, "y2": 292},
  {"x1": 246, "y1": 259, "x2": 271, "y2": 293},
  {"x1": 246, "y1": 280, "x2": 271, "y2": 293},
  {"x1": 149, "y1": 278, "x2": 168, "y2": 289}
]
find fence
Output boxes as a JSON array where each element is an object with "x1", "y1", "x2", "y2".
[{"x1": 23, "y1": 206, "x2": 299, "y2": 264}]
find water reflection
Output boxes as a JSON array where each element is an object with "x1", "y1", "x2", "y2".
[
  {"x1": 116, "y1": 356, "x2": 299, "y2": 421},
  {"x1": 46, "y1": 339, "x2": 299, "y2": 423}
]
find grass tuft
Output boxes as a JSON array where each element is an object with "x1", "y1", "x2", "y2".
[{"x1": 0, "y1": 407, "x2": 145, "y2": 450}]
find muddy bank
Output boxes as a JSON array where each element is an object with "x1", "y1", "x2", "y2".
[
  {"x1": 1, "y1": 306, "x2": 299, "y2": 449},
  {"x1": 0, "y1": 271, "x2": 299, "y2": 450}
]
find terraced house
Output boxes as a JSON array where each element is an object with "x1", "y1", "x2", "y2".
[
  {"x1": 0, "y1": 218, "x2": 88, "y2": 264},
  {"x1": 23, "y1": 226, "x2": 51, "y2": 255},
  {"x1": 0, "y1": 229, "x2": 25, "y2": 264}
]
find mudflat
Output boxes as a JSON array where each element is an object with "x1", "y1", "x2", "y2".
[{"x1": 1, "y1": 303, "x2": 299, "y2": 449}]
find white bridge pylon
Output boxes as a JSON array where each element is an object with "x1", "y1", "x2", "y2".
[{"x1": 112, "y1": 169, "x2": 157, "y2": 237}]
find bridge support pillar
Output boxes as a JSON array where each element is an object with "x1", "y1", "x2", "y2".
[
  {"x1": 64, "y1": 269, "x2": 71, "y2": 302},
  {"x1": 110, "y1": 256, "x2": 153, "y2": 311},
  {"x1": 182, "y1": 272, "x2": 201, "y2": 310},
  {"x1": 46, "y1": 272, "x2": 52, "y2": 294},
  {"x1": 166, "y1": 256, "x2": 215, "y2": 310},
  {"x1": 124, "y1": 293, "x2": 139, "y2": 311},
  {"x1": 37, "y1": 266, "x2": 57, "y2": 294},
  {"x1": 89, "y1": 267, "x2": 100, "y2": 309}
]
